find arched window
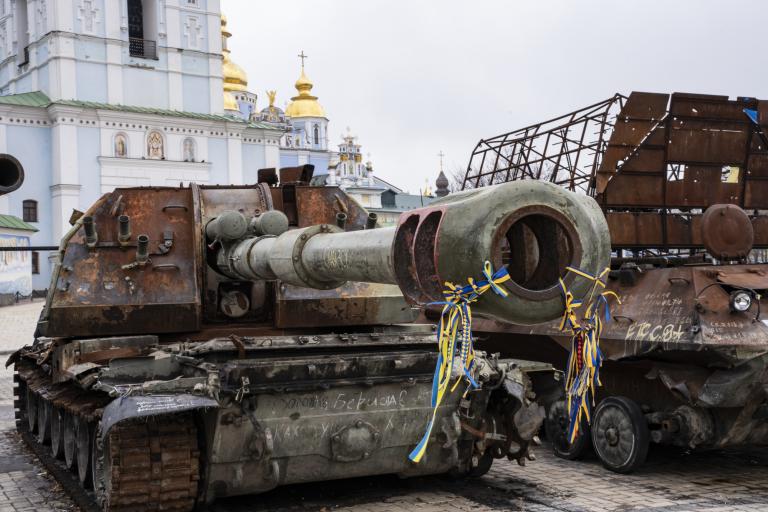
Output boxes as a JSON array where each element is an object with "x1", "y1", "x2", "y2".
[
  {"x1": 183, "y1": 138, "x2": 196, "y2": 162},
  {"x1": 114, "y1": 133, "x2": 128, "y2": 157},
  {"x1": 147, "y1": 130, "x2": 164, "y2": 159},
  {"x1": 31, "y1": 251, "x2": 39, "y2": 274},
  {"x1": 22, "y1": 200, "x2": 37, "y2": 222},
  {"x1": 313, "y1": 124, "x2": 319, "y2": 145}
]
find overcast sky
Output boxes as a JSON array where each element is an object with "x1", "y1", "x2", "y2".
[{"x1": 223, "y1": 0, "x2": 767, "y2": 193}]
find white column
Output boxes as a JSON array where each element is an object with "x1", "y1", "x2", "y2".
[
  {"x1": 50, "y1": 109, "x2": 80, "y2": 241},
  {"x1": 208, "y1": 55, "x2": 223, "y2": 114},
  {"x1": 264, "y1": 141, "x2": 279, "y2": 170},
  {"x1": 165, "y1": 1, "x2": 183, "y2": 110},
  {"x1": 50, "y1": 184, "x2": 81, "y2": 241},
  {"x1": 167, "y1": 53, "x2": 183, "y2": 110},
  {"x1": 226, "y1": 128, "x2": 243, "y2": 185},
  {"x1": 206, "y1": 6, "x2": 223, "y2": 114},
  {"x1": 45, "y1": 1, "x2": 76, "y2": 100},
  {"x1": 0, "y1": 122, "x2": 7, "y2": 214},
  {"x1": 104, "y1": 0, "x2": 124, "y2": 104}
]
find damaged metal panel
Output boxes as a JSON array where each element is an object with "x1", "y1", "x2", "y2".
[
  {"x1": 275, "y1": 281, "x2": 417, "y2": 328},
  {"x1": 100, "y1": 394, "x2": 219, "y2": 439}
]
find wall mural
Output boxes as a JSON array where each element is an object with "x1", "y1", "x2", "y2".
[{"x1": 0, "y1": 234, "x2": 32, "y2": 295}]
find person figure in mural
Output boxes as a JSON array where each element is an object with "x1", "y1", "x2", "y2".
[
  {"x1": 148, "y1": 132, "x2": 164, "y2": 159},
  {"x1": 183, "y1": 139, "x2": 195, "y2": 162},
  {"x1": 115, "y1": 135, "x2": 127, "y2": 158}
]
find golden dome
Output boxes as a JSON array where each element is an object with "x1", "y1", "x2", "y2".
[
  {"x1": 221, "y1": 14, "x2": 248, "y2": 110},
  {"x1": 223, "y1": 58, "x2": 248, "y2": 92},
  {"x1": 285, "y1": 69, "x2": 326, "y2": 118},
  {"x1": 223, "y1": 91, "x2": 238, "y2": 111}
]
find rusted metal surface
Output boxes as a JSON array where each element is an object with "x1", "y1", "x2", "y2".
[
  {"x1": 94, "y1": 416, "x2": 200, "y2": 511},
  {"x1": 42, "y1": 187, "x2": 201, "y2": 337},
  {"x1": 274, "y1": 281, "x2": 417, "y2": 328},
  {"x1": 462, "y1": 92, "x2": 768, "y2": 460},
  {"x1": 464, "y1": 91, "x2": 768, "y2": 253},
  {"x1": 701, "y1": 204, "x2": 754, "y2": 259}
]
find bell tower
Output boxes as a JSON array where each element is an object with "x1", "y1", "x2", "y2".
[{"x1": 0, "y1": 0, "x2": 225, "y2": 114}]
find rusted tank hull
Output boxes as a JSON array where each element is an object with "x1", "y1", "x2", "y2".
[
  {"x1": 462, "y1": 91, "x2": 768, "y2": 471},
  {"x1": 10, "y1": 325, "x2": 548, "y2": 507},
  {"x1": 204, "y1": 382, "x2": 461, "y2": 498},
  {"x1": 477, "y1": 261, "x2": 768, "y2": 455}
]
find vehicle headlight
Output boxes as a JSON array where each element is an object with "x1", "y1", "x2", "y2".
[{"x1": 730, "y1": 290, "x2": 752, "y2": 312}]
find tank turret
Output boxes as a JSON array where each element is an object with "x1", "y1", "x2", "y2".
[{"x1": 11, "y1": 165, "x2": 609, "y2": 510}]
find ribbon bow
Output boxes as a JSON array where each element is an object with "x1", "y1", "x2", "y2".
[
  {"x1": 409, "y1": 261, "x2": 510, "y2": 463},
  {"x1": 559, "y1": 266, "x2": 620, "y2": 443}
]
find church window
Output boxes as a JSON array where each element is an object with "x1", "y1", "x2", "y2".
[
  {"x1": 31, "y1": 251, "x2": 39, "y2": 274},
  {"x1": 114, "y1": 133, "x2": 128, "y2": 157},
  {"x1": 313, "y1": 125, "x2": 319, "y2": 145},
  {"x1": 128, "y1": 0, "x2": 158, "y2": 59},
  {"x1": 147, "y1": 130, "x2": 164, "y2": 159},
  {"x1": 23, "y1": 200, "x2": 37, "y2": 223},
  {"x1": 183, "y1": 138, "x2": 196, "y2": 162},
  {"x1": 15, "y1": 0, "x2": 29, "y2": 66}
]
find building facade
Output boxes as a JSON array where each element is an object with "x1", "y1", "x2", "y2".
[
  {"x1": 0, "y1": 0, "x2": 435, "y2": 290},
  {"x1": 0, "y1": 0, "x2": 346, "y2": 290}
]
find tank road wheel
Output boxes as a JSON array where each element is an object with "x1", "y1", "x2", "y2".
[
  {"x1": 467, "y1": 450, "x2": 494, "y2": 478},
  {"x1": 591, "y1": 396, "x2": 649, "y2": 474},
  {"x1": 93, "y1": 416, "x2": 200, "y2": 512},
  {"x1": 63, "y1": 412, "x2": 77, "y2": 470},
  {"x1": 75, "y1": 416, "x2": 93, "y2": 488},
  {"x1": 25, "y1": 387, "x2": 38, "y2": 433},
  {"x1": 545, "y1": 400, "x2": 591, "y2": 460},
  {"x1": 37, "y1": 399, "x2": 51, "y2": 444},
  {"x1": 50, "y1": 407, "x2": 64, "y2": 459}
]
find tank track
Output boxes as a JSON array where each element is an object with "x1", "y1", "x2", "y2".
[{"x1": 13, "y1": 362, "x2": 201, "y2": 512}]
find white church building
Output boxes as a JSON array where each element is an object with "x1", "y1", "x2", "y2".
[{"x1": 0, "y1": 0, "x2": 338, "y2": 290}]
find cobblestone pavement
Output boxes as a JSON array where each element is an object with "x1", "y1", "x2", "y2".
[
  {"x1": 0, "y1": 300, "x2": 43, "y2": 354},
  {"x1": 2, "y1": 301, "x2": 768, "y2": 511}
]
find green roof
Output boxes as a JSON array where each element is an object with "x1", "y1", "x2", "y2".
[
  {"x1": 0, "y1": 91, "x2": 51, "y2": 108},
  {"x1": 0, "y1": 214, "x2": 38, "y2": 232},
  {"x1": 0, "y1": 91, "x2": 279, "y2": 130}
]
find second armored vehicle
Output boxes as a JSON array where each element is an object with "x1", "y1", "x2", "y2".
[{"x1": 464, "y1": 91, "x2": 768, "y2": 473}]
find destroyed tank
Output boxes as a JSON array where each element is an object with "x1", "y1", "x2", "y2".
[
  {"x1": 462, "y1": 91, "x2": 768, "y2": 473},
  {"x1": 6, "y1": 165, "x2": 609, "y2": 511}
]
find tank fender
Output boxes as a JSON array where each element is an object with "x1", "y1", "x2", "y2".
[{"x1": 99, "y1": 394, "x2": 218, "y2": 440}]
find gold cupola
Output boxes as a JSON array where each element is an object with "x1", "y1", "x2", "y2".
[
  {"x1": 221, "y1": 14, "x2": 248, "y2": 112},
  {"x1": 285, "y1": 56, "x2": 326, "y2": 119}
]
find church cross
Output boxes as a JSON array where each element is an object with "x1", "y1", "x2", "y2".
[
  {"x1": 298, "y1": 50, "x2": 308, "y2": 70},
  {"x1": 437, "y1": 150, "x2": 445, "y2": 172}
]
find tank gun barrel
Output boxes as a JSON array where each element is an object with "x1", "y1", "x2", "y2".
[{"x1": 216, "y1": 180, "x2": 610, "y2": 325}]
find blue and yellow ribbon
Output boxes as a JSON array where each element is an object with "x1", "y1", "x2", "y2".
[
  {"x1": 558, "y1": 266, "x2": 620, "y2": 443},
  {"x1": 409, "y1": 261, "x2": 510, "y2": 463}
]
